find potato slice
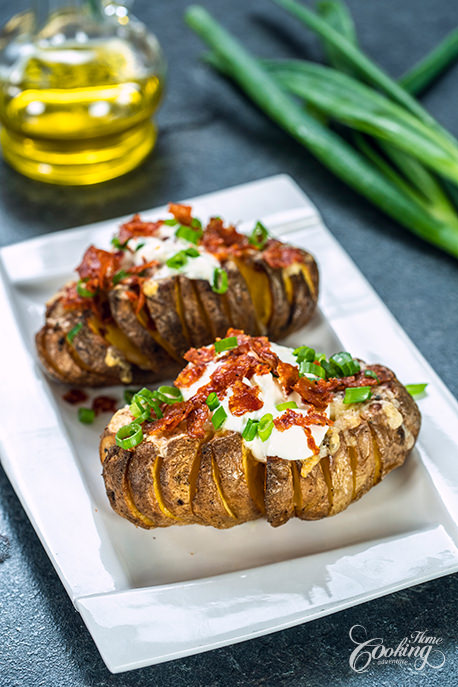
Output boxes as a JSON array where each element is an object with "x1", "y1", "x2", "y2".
[
  {"x1": 192, "y1": 440, "x2": 238, "y2": 528},
  {"x1": 224, "y1": 260, "x2": 264, "y2": 335},
  {"x1": 144, "y1": 277, "x2": 189, "y2": 358},
  {"x1": 232, "y1": 258, "x2": 270, "y2": 333},
  {"x1": 193, "y1": 280, "x2": 229, "y2": 339},
  {"x1": 283, "y1": 266, "x2": 318, "y2": 336},
  {"x1": 127, "y1": 441, "x2": 175, "y2": 527},
  {"x1": 259, "y1": 261, "x2": 291, "y2": 339},
  {"x1": 211, "y1": 431, "x2": 261, "y2": 522},
  {"x1": 326, "y1": 433, "x2": 354, "y2": 516},
  {"x1": 108, "y1": 285, "x2": 179, "y2": 376},
  {"x1": 178, "y1": 277, "x2": 212, "y2": 348},
  {"x1": 343, "y1": 422, "x2": 377, "y2": 502},
  {"x1": 102, "y1": 444, "x2": 157, "y2": 529},
  {"x1": 295, "y1": 461, "x2": 330, "y2": 520},
  {"x1": 156, "y1": 432, "x2": 203, "y2": 523},
  {"x1": 264, "y1": 457, "x2": 295, "y2": 527}
]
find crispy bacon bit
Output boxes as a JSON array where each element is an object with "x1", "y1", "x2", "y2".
[
  {"x1": 77, "y1": 245, "x2": 123, "y2": 288},
  {"x1": 262, "y1": 240, "x2": 305, "y2": 269},
  {"x1": 118, "y1": 214, "x2": 162, "y2": 243},
  {"x1": 186, "y1": 404, "x2": 210, "y2": 437},
  {"x1": 201, "y1": 220, "x2": 251, "y2": 260},
  {"x1": 228, "y1": 381, "x2": 263, "y2": 416},
  {"x1": 175, "y1": 363, "x2": 207, "y2": 388},
  {"x1": 168, "y1": 203, "x2": 193, "y2": 226},
  {"x1": 184, "y1": 346, "x2": 216, "y2": 365},
  {"x1": 293, "y1": 377, "x2": 332, "y2": 410},
  {"x1": 277, "y1": 361, "x2": 300, "y2": 395},
  {"x1": 63, "y1": 389, "x2": 88, "y2": 405},
  {"x1": 92, "y1": 395, "x2": 118, "y2": 415}
]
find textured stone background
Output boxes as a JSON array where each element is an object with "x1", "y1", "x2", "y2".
[{"x1": 0, "y1": 0, "x2": 457, "y2": 685}]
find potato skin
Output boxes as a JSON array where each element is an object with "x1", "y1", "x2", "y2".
[{"x1": 100, "y1": 368, "x2": 420, "y2": 529}]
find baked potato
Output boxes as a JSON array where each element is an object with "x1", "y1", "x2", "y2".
[
  {"x1": 35, "y1": 206, "x2": 319, "y2": 387},
  {"x1": 99, "y1": 330, "x2": 421, "y2": 529}
]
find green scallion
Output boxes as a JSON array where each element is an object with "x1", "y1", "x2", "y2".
[
  {"x1": 191, "y1": 217, "x2": 203, "y2": 229},
  {"x1": 405, "y1": 383, "x2": 428, "y2": 397},
  {"x1": 257, "y1": 413, "x2": 274, "y2": 442},
  {"x1": 185, "y1": 246, "x2": 200, "y2": 257},
  {"x1": 66, "y1": 322, "x2": 83, "y2": 343},
  {"x1": 214, "y1": 336, "x2": 238, "y2": 353},
  {"x1": 293, "y1": 345, "x2": 315, "y2": 362},
  {"x1": 112, "y1": 269, "x2": 129, "y2": 285},
  {"x1": 76, "y1": 280, "x2": 95, "y2": 298},
  {"x1": 299, "y1": 361, "x2": 326, "y2": 378},
  {"x1": 212, "y1": 405, "x2": 227, "y2": 429},
  {"x1": 212, "y1": 267, "x2": 229, "y2": 294},
  {"x1": 78, "y1": 407, "x2": 95, "y2": 424},
  {"x1": 166, "y1": 251, "x2": 188, "y2": 270},
  {"x1": 242, "y1": 418, "x2": 259, "y2": 441},
  {"x1": 364, "y1": 369, "x2": 380, "y2": 381},
  {"x1": 135, "y1": 242, "x2": 145, "y2": 252},
  {"x1": 129, "y1": 398, "x2": 151, "y2": 423},
  {"x1": 249, "y1": 221, "x2": 269, "y2": 249},
  {"x1": 111, "y1": 237, "x2": 129, "y2": 250},
  {"x1": 155, "y1": 385, "x2": 184, "y2": 404},
  {"x1": 206, "y1": 392, "x2": 220, "y2": 410},
  {"x1": 175, "y1": 224, "x2": 203, "y2": 244},
  {"x1": 115, "y1": 422, "x2": 143, "y2": 449},
  {"x1": 343, "y1": 386, "x2": 372, "y2": 404},
  {"x1": 163, "y1": 218, "x2": 178, "y2": 226},
  {"x1": 276, "y1": 401, "x2": 298, "y2": 411}
]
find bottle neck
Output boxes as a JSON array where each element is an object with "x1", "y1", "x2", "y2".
[{"x1": 33, "y1": 0, "x2": 103, "y2": 33}]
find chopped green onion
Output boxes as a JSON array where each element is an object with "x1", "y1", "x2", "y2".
[
  {"x1": 191, "y1": 217, "x2": 203, "y2": 229},
  {"x1": 276, "y1": 401, "x2": 298, "y2": 411},
  {"x1": 212, "y1": 267, "x2": 228, "y2": 294},
  {"x1": 66, "y1": 322, "x2": 83, "y2": 343},
  {"x1": 242, "y1": 418, "x2": 259, "y2": 441},
  {"x1": 112, "y1": 269, "x2": 129, "y2": 285},
  {"x1": 330, "y1": 352, "x2": 360, "y2": 376},
  {"x1": 293, "y1": 345, "x2": 315, "y2": 363},
  {"x1": 155, "y1": 385, "x2": 183, "y2": 404},
  {"x1": 135, "y1": 242, "x2": 145, "y2": 252},
  {"x1": 163, "y1": 218, "x2": 178, "y2": 226},
  {"x1": 175, "y1": 224, "x2": 203, "y2": 244},
  {"x1": 166, "y1": 251, "x2": 188, "y2": 269},
  {"x1": 321, "y1": 359, "x2": 342, "y2": 379},
  {"x1": 124, "y1": 389, "x2": 138, "y2": 404},
  {"x1": 405, "y1": 383, "x2": 428, "y2": 397},
  {"x1": 135, "y1": 388, "x2": 164, "y2": 418},
  {"x1": 78, "y1": 407, "x2": 95, "y2": 424},
  {"x1": 185, "y1": 246, "x2": 200, "y2": 258},
  {"x1": 364, "y1": 370, "x2": 380, "y2": 381},
  {"x1": 258, "y1": 413, "x2": 274, "y2": 442},
  {"x1": 315, "y1": 352, "x2": 327, "y2": 363},
  {"x1": 299, "y1": 361, "x2": 326, "y2": 378},
  {"x1": 116, "y1": 422, "x2": 143, "y2": 449},
  {"x1": 129, "y1": 398, "x2": 151, "y2": 423},
  {"x1": 206, "y1": 392, "x2": 220, "y2": 410},
  {"x1": 248, "y1": 221, "x2": 269, "y2": 249},
  {"x1": 214, "y1": 336, "x2": 238, "y2": 353},
  {"x1": 76, "y1": 280, "x2": 95, "y2": 298},
  {"x1": 111, "y1": 237, "x2": 129, "y2": 250},
  {"x1": 212, "y1": 405, "x2": 227, "y2": 429},
  {"x1": 344, "y1": 386, "x2": 372, "y2": 404}
]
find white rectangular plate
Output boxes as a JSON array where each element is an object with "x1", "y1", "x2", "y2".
[{"x1": 1, "y1": 175, "x2": 457, "y2": 673}]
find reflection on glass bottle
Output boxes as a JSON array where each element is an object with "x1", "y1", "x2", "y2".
[{"x1": 0, "y1": 1, "x2": 165, "y2": 184}]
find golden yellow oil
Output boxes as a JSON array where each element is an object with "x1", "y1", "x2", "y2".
[{"x1": 0, "y1": 39, "x2": 163, "y2": 184}]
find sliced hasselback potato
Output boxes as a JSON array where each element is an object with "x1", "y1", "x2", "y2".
[
  {"x1": 35, "y1": 206, "x2": 319, "y2": 387},
  {"x1": 99, "y1": 331, "x2": 421, "y2": 529}
]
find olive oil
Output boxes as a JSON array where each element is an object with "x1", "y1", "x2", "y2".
[{"x1": 0, "y1": 37, "x2": 164, "y2": 184}]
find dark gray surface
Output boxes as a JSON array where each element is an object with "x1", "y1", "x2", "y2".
[{"x1": 0, "y1": 0, "x2": 457, "y2": 685}]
